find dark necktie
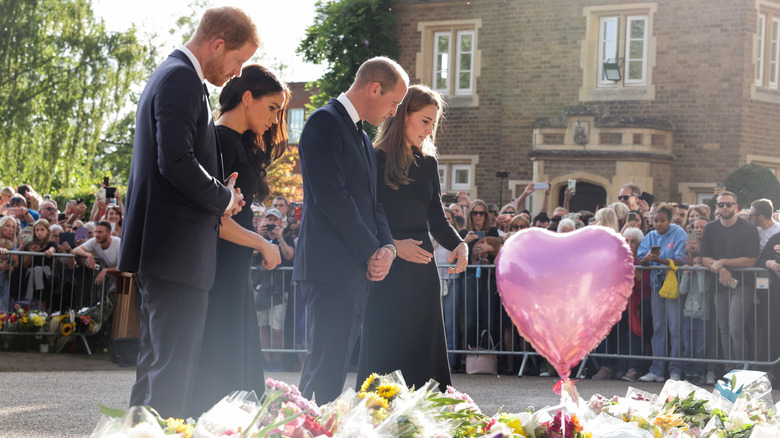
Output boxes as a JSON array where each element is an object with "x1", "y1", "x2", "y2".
[{"x1": 356, "y1": 120, "x2": 369, "y2": 158}]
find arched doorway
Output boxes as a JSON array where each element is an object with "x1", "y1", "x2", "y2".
[{"x1": 557, "y1": 182, "x2": 607, "y2": 213}]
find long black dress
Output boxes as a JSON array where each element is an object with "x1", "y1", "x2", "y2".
[
  {"x1": 190, "y1": 126, "x2": 265, "y2": 415},
  {"x1": 356, "y1": 150, "x2": 463, "y2": 390}
]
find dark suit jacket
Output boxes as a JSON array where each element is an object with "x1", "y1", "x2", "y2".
[
  {"x1": 118, "y1": 50, "x2": 232, "y2": 291},
  {"x1": 292, "y1": 98, "x2": 393, "y2": 287}
]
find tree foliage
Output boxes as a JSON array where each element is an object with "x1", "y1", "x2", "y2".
[
  {"x1": 266, "y1": 146, "x2": 303, "y2": 204},
  {"x1": 297, "y1": 0, "x2": 398, "y2": 115},
  {"x1": 722, "y1": 163, "x2": 780, "y2": 209},
  {"x1": 0, "y1": 0, "x2": 155, "y2": 193}
]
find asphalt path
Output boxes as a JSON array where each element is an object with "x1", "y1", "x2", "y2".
[{"x1": 0, "y1": 352, "x2": 775, "y2": 437}]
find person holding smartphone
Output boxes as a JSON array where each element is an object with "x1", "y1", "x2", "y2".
[{"x1": 637, "y1": 203, "x2": 689, "y2": 382}]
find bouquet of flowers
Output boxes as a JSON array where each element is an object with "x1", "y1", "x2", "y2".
[{"x1": 1, "y1": 304, "x2": 48, "y2": 332}]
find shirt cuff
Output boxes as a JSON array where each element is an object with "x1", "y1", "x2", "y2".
[{"x1": 223, "y1": 191, "x2": 234, "y2": 215}]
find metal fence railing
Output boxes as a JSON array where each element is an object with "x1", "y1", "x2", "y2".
[{"x1": 249, "y1": 263, "x2": 780, "y2": 379}]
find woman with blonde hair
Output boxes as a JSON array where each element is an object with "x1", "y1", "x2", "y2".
[
  {"x1": 595, "y1": 206, "x2": 620, "y2": 232},
  {"x1": 357, "y1": 84, "x2": 468, "y2": 389}
]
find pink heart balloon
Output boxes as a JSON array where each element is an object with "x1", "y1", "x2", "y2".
[{"x1": 495, "y1": 226, "x2": 634, "y2": 381}]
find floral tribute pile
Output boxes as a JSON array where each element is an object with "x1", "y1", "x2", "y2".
[
  {"x1": 91, "y1": 371, "x2": 780, "y2": 438},
  {"x1": 0, "y1": 304, "x2": 100, "y2": 350}
]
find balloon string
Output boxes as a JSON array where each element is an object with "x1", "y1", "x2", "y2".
[{"x1": 553, "y1": 378, "x2": 580, "y2": 403}]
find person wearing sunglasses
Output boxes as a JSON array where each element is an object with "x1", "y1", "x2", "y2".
[{"x1": 701, "y1": 191, "x2": 760, "y2": 363}]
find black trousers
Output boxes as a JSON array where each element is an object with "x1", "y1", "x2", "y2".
[
  {"x1": 130, "y1": 274, "x2": 208, "y2": 419},
  {"x1": 298, "y1": 280, "x2": 368, "y2": 405}
]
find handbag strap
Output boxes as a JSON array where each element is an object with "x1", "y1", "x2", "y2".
[{"x1": 479, "y1": 329, "x2": 497, "y2": 349}]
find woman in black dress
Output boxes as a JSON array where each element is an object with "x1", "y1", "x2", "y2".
[
  {"x1": 356, "y1": 85, "x2": 468, "y2": 390},
  {"x1": 190, "y1": 65, "x2": 289, "y2": 414}
]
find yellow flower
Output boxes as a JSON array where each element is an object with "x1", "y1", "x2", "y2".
[
  {"x1": 499, "y1": 413, "x2": 526, "y2": 436},
  {"x1": 360, "y1": 373, "x2": 378, "y2": 393},
  {"x1": 376, "y1": 384, "x2": 400, "y2": 399},
  {"x1": 166, "y1": 418, "x2": 194, "y2": 437},
  {"x1": 653, "y1": 412, "x2": 687, "y2": 430},
  {"x1": 61, "y1": 323, "x2": 73, "y2": 336},
  {"x1": 362, "y1": 392, "x2": 388, "y2": 411}
]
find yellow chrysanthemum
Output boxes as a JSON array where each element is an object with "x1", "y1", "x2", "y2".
[
  {"x1": 376, "y1": 384, "x2": 400, "y2": 399},
  {"x1": 360, "y1": 373, "x2": 379, "y2": 393},
  {"x1": 31, "y1": 315, "x2": 45, "y2": 327}
]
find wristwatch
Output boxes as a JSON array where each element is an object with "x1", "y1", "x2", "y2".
[{"x1": 382, "y1": 244, "x2": 397, "y2": 260}]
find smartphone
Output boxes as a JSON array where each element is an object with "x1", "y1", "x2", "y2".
[
  {"x1": 567, "y1": 179, "x2": 576, "y2": 192},
  {"x1": 651, "y1": 245, "x2": 661, "y2": 253},
  {"x1": 59, "y1": 232, "x2": 76, "y2": 248},
  {"x1": 441, "y1": 194, "x2": 459, "y2": 203},
  {"x1": 265, "y1": 223, "x2": 277, "y2": 232},
  {"x1": 76, "y1": 197, "x2": 84, "y2": 205},
  {"x1": 687, "y1": 229, "x2": 698, "y2": 242},
  {"x1": 75, "y1": 227, "x2": 90, "y2": 241},
  {"x1": 103, "y1": 176, "x2": 110, "y2": 187},
  {"x1": 533, "y1": 182, "x2": 549, "y2": 190},
  {"x1": 17, "y1": 186, "x2": 28, "y2": 197},
  {"x1": 716, "y1": 182, "x2": 725, "y2": 189},
  {"x1": 475, "y1": 230, "x2": 485, "y2": 239},
  {"x1": 105, "y1": 187, "x2": 116, "y2": 199},
  {"x1": 97, "y1": 188, "x2": 106, "y2": 201},
  {"x1": 729, "y1": 277, "x2": 739, "y2": 289},
  {"x1": 294, "y1": 206, "x2": 302, "y2": 221},
  {"x1": 58, "y1": 213, "x2": 67, "y2": 222},
  {"x1": 639, "y1": 192, "x2": 655, "y2": 206},
  {"x1": 627, "y1": 212, "x2": 638, "y2": 222}
]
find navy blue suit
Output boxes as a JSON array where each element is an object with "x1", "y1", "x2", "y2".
[
  {"x1": 118, "y1": 50, "x2": 232, "y2": 418},
  {"x1": 293, "y1": 98, "x2": 393, "y2": 403}
]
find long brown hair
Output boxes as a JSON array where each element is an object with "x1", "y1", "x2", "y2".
[
  {"x1": 218, "y1": 64, "x2": 290, "y2": 203},
  {"x1": 373, "y1": 84, "x2": 444, "y2": 190},
  {"x1": 466, "y1": 200, "x2": 491, "y2": 233}
]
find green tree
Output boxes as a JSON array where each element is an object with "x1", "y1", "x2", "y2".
[
  {"x1": 0, "y1": 0, "x2": 154, "y2": 193},
  {"x1": 722, "y1": 163, "x2": 780, "y2": 209},
  {"x1": 297, "y1": 0, "x2": 398, "y2": 118}
]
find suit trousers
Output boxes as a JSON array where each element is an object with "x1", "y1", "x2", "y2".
[
  {"x1": 298, "y1": 280, "x2": 368, "y2": 405},
  {"x1": 130, "y1": 274, "x2": 209, "y2": 419}
]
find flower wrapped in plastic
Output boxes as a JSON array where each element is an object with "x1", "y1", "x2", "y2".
[
  {"x1": 194, "y1": 390, "x2": 262, "y2": 437},
  {"x1": 90, "y1": 406, "x2": 170, "y2": 438}
]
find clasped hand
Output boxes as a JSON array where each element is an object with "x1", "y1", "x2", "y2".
[
  {"x1": 366, "y1": 246, "x2": 393, "y2": 281},
  {"x1": 223, "y1": 172, "x2": 245, "y2": 217}
]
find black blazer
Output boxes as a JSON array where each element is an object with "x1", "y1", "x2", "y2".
[
  {"x1": 118, "y1": 50, "x2": 232, "y2": 291},
  {"x1": 292, "y1": 98, "x2": 393, "y2": 287}
]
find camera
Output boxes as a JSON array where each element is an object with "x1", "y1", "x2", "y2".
[
  {"x1": 441, "y1": 193, "x2": 459, "y2": 203},
  {"x1": 265, "y1": 224, "x2": 277, "y2": 232}
]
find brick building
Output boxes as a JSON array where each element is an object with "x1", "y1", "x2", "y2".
[{"x1": 391, "y1": 0, "x2": 780, "y2": 214}]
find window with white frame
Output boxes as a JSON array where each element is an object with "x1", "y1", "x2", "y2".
[
  {"x1": 580, "y1": 4, "x2": 656, "y2": 101},
  {"x1": 437, "y1": 164, "x2": 447, "y2": 188},
  {"x1": 437, "y1": 157, "x2": 478, "y2": 194},
  {"x1": 451, "y1": 164, "x2": 472, "y2": 190},
  {"x1": 287, "y1": 108, "x2": 304, "y2": 144},
  {"x1": 754, "y1": 6, "x2": 780, "y2": 90},
  {"x1": 432, "y1": 29, "x2": 475, "y2": 96},
  {"x1": 597, "y1": 14, "x2": 648, "y2": 87},
  {"x1": 417, "y1": 20, "x2": 481, "y2": 106}
]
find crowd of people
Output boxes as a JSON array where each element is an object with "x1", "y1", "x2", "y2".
[
  {"x1": 436, "y1": 181, "x2": 780, "y2": 386},
  {"x1": 0, "y1": 183, "x2": 123, "y2": 314}
]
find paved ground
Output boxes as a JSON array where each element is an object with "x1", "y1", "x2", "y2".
[{"x1": 1, "y1": 351, "x2": 777, "y2": 437}]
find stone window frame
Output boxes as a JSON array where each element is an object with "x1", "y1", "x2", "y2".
[
  {"x1": 438, "y1": 154, "x2": 480, "y2": 196},
  {"x1": 579, "y1": 3, "x2": 657, "y2": 102},
  {"x1": 753, "y1": 1, "x2": 780, "y2": 103},
  {"x1": 416, "y1": 19, "x2": 482, "y2": 108}
]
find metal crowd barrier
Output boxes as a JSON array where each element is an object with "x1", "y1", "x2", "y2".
[
  {"x1": 0, "y1": 250, "x2": 108, "y2": 354},
  {"x1": 251, "y1": 263, "x2": 780, "y2": 380}
]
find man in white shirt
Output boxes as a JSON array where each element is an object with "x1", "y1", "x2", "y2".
[
  {"x1": 750, "y1": 198, "x2": 780, "y2": 251},
  {"x1": 72, "y1": 221, "x2": 120, "y2": 286}
]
